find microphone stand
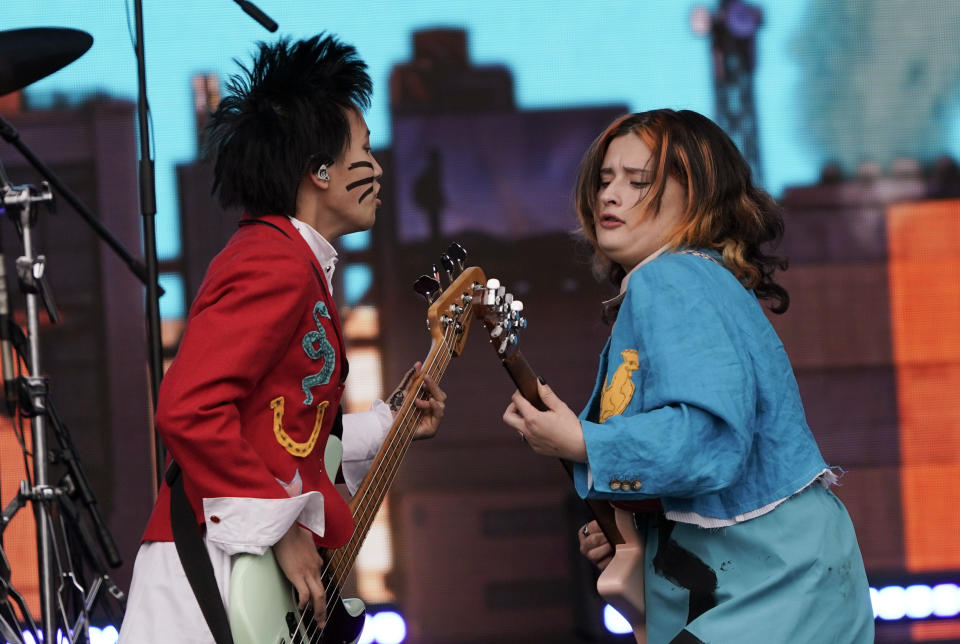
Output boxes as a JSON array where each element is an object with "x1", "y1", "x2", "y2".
[
  {"x1": 129, "y1": 0, "x2": 279, "y2": 491},
  {"x1": 233, "y1": 0, "x2": 279, "y2": 32},
  {"x1": 133, "y1": 0, "x2": 166, "y2": 492}
]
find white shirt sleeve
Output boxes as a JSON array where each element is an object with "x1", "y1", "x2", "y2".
[
  {"x1": 202, "y1": 492, "x2": 325, "y2": 556},
  {"x1": 340, "y1": 399, "x2": 394, "y2": 494}
]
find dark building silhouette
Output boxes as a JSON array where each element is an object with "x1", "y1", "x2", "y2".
[
  {"x1": 390, "y1": 29, "x2": 514, "y2": 116},
  {"x1": 175, "y1": 74, "x2": 239, "y2": 307}
]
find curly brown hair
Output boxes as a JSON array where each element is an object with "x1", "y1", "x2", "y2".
[{"x1": 575, "y1": 109, "x2": 789, "y2": 313}]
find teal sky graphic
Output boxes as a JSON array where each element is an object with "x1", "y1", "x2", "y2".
[{"x1": 5, "y1": 0, "x2": 960, "y2": 259}]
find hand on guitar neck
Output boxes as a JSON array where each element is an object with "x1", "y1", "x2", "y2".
[
  {"x1": 386, "y1": 361, "x2": 447, "y2": 441},
  {"x1": 503, "y1": 378, "x2": 587, "y2": 462}
]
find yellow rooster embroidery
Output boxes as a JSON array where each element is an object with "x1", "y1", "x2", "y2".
[{"x1": 599, "y1": 349, "x2": 640, "y2": 423}]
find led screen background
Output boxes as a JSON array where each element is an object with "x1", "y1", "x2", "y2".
[{"x1": 3, "y1": 1, "x2": 960, "y2": 642}]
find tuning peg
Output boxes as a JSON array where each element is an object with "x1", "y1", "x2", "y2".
[
  {"x1": 446, "y1": 242, "x2": 467, "y2": 272},
  {"x1": 511, "y1": 300, "x2": 528, "y2": 329},
  {"x1": 440, "y1": 253, "x2": 456, "y2": 281},
  {"x1": 413, "y1": 274, "x2": 441, "y2": 304},
  {"x1": 431, "y1": 263, "x2": 442, "y2": 285},
  {"x1": 497, "y1": 332, "x2": 518, "y2": 355},
  {"x1": 484, "y1": 278, "x2": 500, "y2": 306}
]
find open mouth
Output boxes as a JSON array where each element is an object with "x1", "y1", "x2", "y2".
[{"x1": 599, "y1": 214, "x2": 624, "y2": 226}]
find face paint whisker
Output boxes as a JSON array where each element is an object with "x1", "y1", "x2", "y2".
[
  {"x1": 346, "y1": 176, "x2": 375, "y2": 192},
  {"x1": 358, "y1": 187, "x2": 374, "y2": 204},
  {"x1": 348, "y1": 161, "x2": 374, "y2": 170}
]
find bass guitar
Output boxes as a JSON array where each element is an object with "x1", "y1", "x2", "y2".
[
  {"x1": 473, "y1": 278, "x2": 646, "y2": 644},
  {"x1": 228, "y1": 243, "x2": 485, "y2": 644}
]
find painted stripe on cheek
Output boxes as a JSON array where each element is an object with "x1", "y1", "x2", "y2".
[{"x1": 346, "y1": 176, "x2": 375, "y2": 192}]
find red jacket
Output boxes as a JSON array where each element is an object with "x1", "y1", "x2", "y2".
[{"x1": 142, "y1": 215, "x2": 354, "y2": 548}]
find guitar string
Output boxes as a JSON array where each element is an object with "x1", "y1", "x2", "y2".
[
  {"x1": 339, "y1": 311, "x2": 461, "y2": 555},
  {"x1": 298, "y1": 304, "x2": 468, "y2": 639},
  {"x1": 326, "y1": 290, "x2": 477, "y2": 587},
  {"x1": 307, "y1": 290, "x2": 482, "y2": 636},
  {"x1": 305, "y1": 320, "x2": 457, "y2": 639},
  {"x1": 299, "y1": 322, "x2": 456, "y2": 640}
]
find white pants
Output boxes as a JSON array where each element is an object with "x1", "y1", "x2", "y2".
[{"x1": 118, "y1": 539, "x2": 231, "y2": 644}]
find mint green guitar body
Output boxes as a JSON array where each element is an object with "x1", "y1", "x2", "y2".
[{"x1": 227, "y1": 436, "x2": 367, "y2": 644}]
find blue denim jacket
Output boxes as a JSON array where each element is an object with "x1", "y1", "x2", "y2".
[{"x1": 574, "y1": 250, "x2": 829, "y2": 520}]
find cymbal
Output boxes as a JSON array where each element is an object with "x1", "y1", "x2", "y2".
[{"x1": 0, "y1": 28, "x2": 93, "y2": 97}]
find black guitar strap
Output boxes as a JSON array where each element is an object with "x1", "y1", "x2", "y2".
[{"x1": 167, "y1": 461, "x2": 235, "y2": 644}]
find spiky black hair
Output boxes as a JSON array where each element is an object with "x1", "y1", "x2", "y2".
[{"x1": 206, "y1": 33, "x2": 372, "y2": 217}]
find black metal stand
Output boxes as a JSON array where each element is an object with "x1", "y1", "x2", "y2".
[
  {"x1": 0, "y1": 179, "x2": 57, "y2": 641},
  {"x1": 0, "y1": 176, "x2": 125, "y2": 643},
  {"x1": 132, "y1": 0, "x2": 166, "y2": 493}
]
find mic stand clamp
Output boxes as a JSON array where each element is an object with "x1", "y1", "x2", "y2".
[
  {"x1": 16, "y1": 375, "x2": 48, "y2": 418},
  {"x1": 15, "y1": 255, "x2": 58, "y2": 325}
]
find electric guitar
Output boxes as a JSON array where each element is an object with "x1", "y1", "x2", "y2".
[
  {"x1": 473, "y1": 278, "x2": 646, "y2": 644},
  {"x1": 228, "y1": 243, "x2": 484, "y2": 644}
]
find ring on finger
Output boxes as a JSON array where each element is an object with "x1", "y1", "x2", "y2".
[{"x1": 582, "y1": 524, "x2": 590, "y2": 537}]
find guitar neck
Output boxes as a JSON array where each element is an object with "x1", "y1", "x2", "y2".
[
  {"x1": 501, "y1": 351, "x2": 625, "y2": 547},
  {"x1": 324, "y1": 337, "x2": 454, "y2": 586},
  {"x1": 321, "y1": 264, "x2": 481, "y2": 586}
]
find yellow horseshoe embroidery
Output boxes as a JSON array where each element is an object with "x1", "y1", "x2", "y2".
[
  {"x1": 599, "y1": 349, "x2": 640, "y2": 423},
  {"x1": 270, "y1": 396, "x2": 328, "y2": 457}
]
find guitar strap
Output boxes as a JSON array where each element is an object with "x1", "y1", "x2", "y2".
[{"x1": 166, "y1": 461, "x2": 234, "y2": 644}]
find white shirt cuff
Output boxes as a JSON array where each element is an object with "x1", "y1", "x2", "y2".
[
  {"x1": 202, "y1": 492, "x2": 325, "y2": 556},
  {"x1": 340, "y1": 400, "x2": 393, "y2": 494}
]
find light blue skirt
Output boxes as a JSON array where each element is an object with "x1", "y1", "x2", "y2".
[{"x1": 643, "y1": 484, "x2": 874, "y2": 644}]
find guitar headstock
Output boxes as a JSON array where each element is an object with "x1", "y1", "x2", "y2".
[
  {"x1": 471, "y1": 277, "x2": 528, "y2": 361},
  {"x1": 413, "y1": 242, "x2": 486, "y2": 357}
]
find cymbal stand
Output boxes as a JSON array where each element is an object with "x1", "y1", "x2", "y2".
[
  {"x1": 1, "y1": 177, "x2": 58, "y2": 641},
  {"x1": 0, "y1": 175, "x2": 123, "y2": 643}
]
